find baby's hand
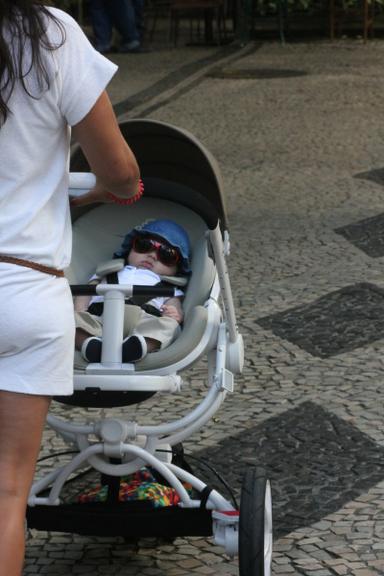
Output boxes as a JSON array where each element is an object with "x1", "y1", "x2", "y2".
[{"x1": 161, "y1": 304, "x2": 183, "y2": 324}]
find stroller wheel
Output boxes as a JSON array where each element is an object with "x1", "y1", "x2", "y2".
[{"x1": 239, "y1": 467, "x2": 273, "y2": 576}]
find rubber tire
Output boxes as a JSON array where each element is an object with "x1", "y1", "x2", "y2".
[{"x1": 239, "y1": 467, "x2": 273, "y2": 576}]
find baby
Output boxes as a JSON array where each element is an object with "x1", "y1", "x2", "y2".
[{"x1": 74, "y1": 219, "x2": 191, "y2": 363}]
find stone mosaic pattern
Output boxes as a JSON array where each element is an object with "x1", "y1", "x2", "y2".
[
  {"x1": 335, "y1": 214, "x2": 384, "y2": 258},
  {"x1": 257, "y1": 283, "x2": 384, "y2": 358},
  {"x1": 195, "y1": 401, "x2": 384, "y2": 538},
  {"x1": 208, "y1": 67, "x2": 308, "y2": 79},
  {"x1": 354, "y1": 167, "x2": 384, "y2": 188}
]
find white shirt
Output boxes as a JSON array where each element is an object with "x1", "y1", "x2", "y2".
[
  {"x1": 0, "y1": 8, "x2": 117, "y2": 269},
  {"x1": 89, "y1": 266, "x2": 184, "y2": 310}
]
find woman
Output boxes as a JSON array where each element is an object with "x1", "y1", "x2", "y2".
[{"x1": 0, "y1": 2, "x2": 141, "y2": 574}]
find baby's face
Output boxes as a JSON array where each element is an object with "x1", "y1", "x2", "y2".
[{"x1": 128, "y1": 236, "x2": 178, "y2": 276}]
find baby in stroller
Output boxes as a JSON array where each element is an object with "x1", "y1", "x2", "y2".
[{"x1": 74, "y1": 219, "x2": 191, "y2": 363}]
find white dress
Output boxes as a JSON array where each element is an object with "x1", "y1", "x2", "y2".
[{"x1": 0, "y1": 8, "x2": 117, "y2": 395}]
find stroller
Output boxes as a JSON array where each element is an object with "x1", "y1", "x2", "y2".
[{"x1": 26, "y1": 119, "x2": 273, "y2": 575}]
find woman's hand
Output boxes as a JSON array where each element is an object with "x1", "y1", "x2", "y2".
[{"x1": 70, "y1": 182, "x2": 116, "y2": 207}]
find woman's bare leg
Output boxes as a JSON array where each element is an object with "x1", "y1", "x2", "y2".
[{"x1": 0, "y1": 391, "x2": 50, "y2": 576}]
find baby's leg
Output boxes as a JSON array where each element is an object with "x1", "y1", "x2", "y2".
[
  {"x1": 132, "y1": 313, "x2": 180, "y2": 350},
  {"x1": 75, "y1": 311, "x2": 103, "y2": 341},
  {"x1": 121, "y1": 312, "x2": 179, "y2": 363},
  {"x1": 74, "y1": 311, "x2": 103, "y2": 361}
]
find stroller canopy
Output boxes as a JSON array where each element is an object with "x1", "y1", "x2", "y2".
[{"x1": 71, "y1": 119, "x2": 228, "y2": 231}]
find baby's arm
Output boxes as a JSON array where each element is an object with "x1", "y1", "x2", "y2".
[
  {"x1": 74, "y1": 278, "x2": 100, "y2": 312},
  {"x1": 161, "y1": 297, "x2": 184, "y2": 324},
  {"x1": 74, "y1": 295, "x2": 92, "y2": 312}
]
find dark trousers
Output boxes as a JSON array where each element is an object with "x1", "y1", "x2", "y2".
[{"x1": 89, "y1": 0, "x2": 144, "y2": 50}]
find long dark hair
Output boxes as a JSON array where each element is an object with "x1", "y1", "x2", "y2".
[{"x1": 0, "y1": 1, "x2": 65, "y2": 126}]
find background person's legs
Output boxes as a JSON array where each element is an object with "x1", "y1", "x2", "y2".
[
  {"x1": 89, "y1": 0, "x2": 113, "y2": 52},
  {"x1": 0, "y1": 391, "x2": 50, "y2": 576},
  {"x1": 132, "y1": 0, "x2": 145, "y2": 41},
  {"x1": 107, "y1": 0, "x2": 141, "y2": 51}
]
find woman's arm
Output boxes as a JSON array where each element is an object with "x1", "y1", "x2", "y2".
[
  {"x1": 71, "y1": 91, "x2": 140, "y2": 207},
  {"x1": 74, "y1": 278, "x2": 101, "y2": 312}
]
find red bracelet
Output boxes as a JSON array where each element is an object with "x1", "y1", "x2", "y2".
[{"x1": 107, "y1": 179, "x2": 144, "y2": 205}]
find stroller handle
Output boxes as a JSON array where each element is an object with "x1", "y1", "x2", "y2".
[
  {"x1": 70, "y1": 284, "x2": 175, "y2": 297},
  {"x1": 69, "y1": 172, "x2": 96, "y2": 197}
]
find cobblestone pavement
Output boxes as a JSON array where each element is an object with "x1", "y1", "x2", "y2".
[{"x1": 26, "y1": 37, "x2": 384, "y2": 575}]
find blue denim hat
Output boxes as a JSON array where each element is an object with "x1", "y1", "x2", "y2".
[{"x1": 114, "y1": 219, "x2": 191, "y2": 274}]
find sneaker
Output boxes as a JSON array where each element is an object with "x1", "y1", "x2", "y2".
[
  {"x1": 122, "y1": 335, "x2": 147, "y2": 362},
  {"x1": 119, "y1": 40, "x2": 141, "y2": 53},
  {"x1": 81, "y1": 337, "x2": 102, "y2": 362}
]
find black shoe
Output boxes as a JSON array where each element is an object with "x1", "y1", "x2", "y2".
[
  {"x1": 81, "y1": 337, "x2": 102, "y2": 362},
  {"x1": 119, "y1": 40, "x2": 141, "y2": 53},
  {"x1": 122, "y1": 335, "x2": 147, "y2": 362}
]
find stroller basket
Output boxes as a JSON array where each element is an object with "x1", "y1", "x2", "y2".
[{"x1": 27, "y1": 502, "x2": 213, "y2": 538}]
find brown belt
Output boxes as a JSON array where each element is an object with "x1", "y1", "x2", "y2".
[{"x1": 0, "y1": 255, "x2": 65, "y2": 277}]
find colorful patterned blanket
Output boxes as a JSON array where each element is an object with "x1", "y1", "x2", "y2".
[{"x1": 77, "y1": 468, "x2": 191, "y2": 507}]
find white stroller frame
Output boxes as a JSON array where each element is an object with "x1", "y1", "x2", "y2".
[{"x1": 27, "y1": 120, "x2": 273, "y2": 575}]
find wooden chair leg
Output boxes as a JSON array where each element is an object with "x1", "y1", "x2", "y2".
[
  {"x1": 197, "y1": 15, "x2": 202, "y2": 39},
  {"x1": 329, "y1": 0, "x2": 335, "y2": 40},
  {"x1": 370, "y1": 1, "x2": 375, "y2": 38},
  {"x1": 168, "y1": 8, "x2": 174, "y2": 44},
  {"x1": 222, "y1": 5, "x2": 228, "y2": 39},
  {"x1": 218, "y1": 6, "x2": 227, "y2": 42},
  {"x1": 363, "y1": 0, "x2": 368, "y2": 41},
  {"x1": 215, "y1": 8, "x2": 221, "y2": 44},
  {"x1": 175, "y1": 11, "x2": 181, "y2": 45},
  {"x1": 149, "y1": 11, "x2": 158, "y2": 41},
  {"x1": 77, "y1": 0, "x2": 84, "y2": 26},
  {"x1": 169, "y1": 9, "x2": 176, "y2": 44},
  {"x1": 363, "y1": 0, "x2": 374, "y2": 41}
]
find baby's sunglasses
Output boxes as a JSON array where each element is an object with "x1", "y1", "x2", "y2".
[{"x1": 132, "y1": 236, "x2": 180, "y2": 266}]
